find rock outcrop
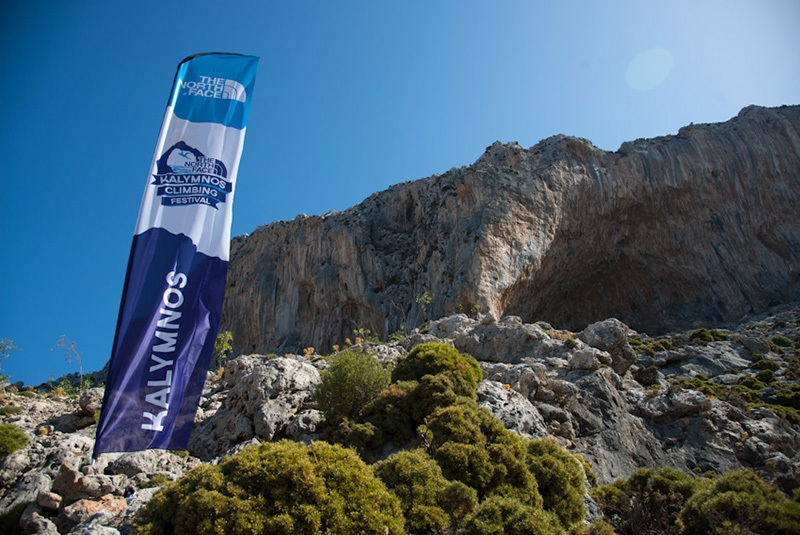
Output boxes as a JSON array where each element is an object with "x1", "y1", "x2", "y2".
[
  {"x1": 222, "y1": 105, "x2": 800, "y2": 357},
  {"x1": 2, "y1": 304, "x2": 799, "y2": 533}
]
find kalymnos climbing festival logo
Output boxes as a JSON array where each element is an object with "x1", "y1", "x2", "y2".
[{"x1": 151, "y1": 141, "x2": 231, "y2": 208}]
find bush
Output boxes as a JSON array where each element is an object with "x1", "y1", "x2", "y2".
[
  {"x1": 434, "y1": 441, "x2": 495, "y2": 492},
  {"x1": 314, "y1": 349, "x2": 391, "y2": 425},
  {"x1": 439, "y1": 480, "x2": 480, "y2": 530},
  {"x1": 409, "y1": 373, "x2": 460, "y2": 422},
  {"x1": 755, "y1": 368, "x2": 776, "y2": 384},
  {"x1": 771, "y1": 334, "x2": 794, "y2": 348},
  {"x1": 419, "y1": 399, "x2": 542, "y2": 502},
  {"x1": 591, "y1": 466, "x2": 699, "y2": 535},
  {"x1": 689, "y1": 328, "x2": 727, "y2": 344},
  {"x1": 678, "y1": 468, "x2": 800, "y2": 534},
  {"x1": 392, "y1": 342, "x2": 482, "y2": 398},
  {"x1": 0, "y1": 423, "x2": 28, "y2": 456},
  {"x1": 751, "y1": 358, "x2": 781, "y2": 371},
  {"x1": 135, "y1": 440, "x2": 405, "y2": 535},
  {"x1": 360, "y1": 380, "x2": 418, "y2": 445},
  {"x1": 374, "y1": 449, "x2": 471, "y2": 533},
  {"x1": 0, "y1": 405, "x2": 22, "y2": 415},
  {"x1": 737, "y1": 375, "x2": 765, "y2": 391},
  {"x1": 775, "y1": 384, "x2": 800, "y2": 410},
  {"x1": 463, "y1": 495, "x2": 565, "y2": 535},
  {"x1": 526, "y1": 438, "x2": 586, "y2": 528},
  {"x1": 421, "y1": 401, "x2": 489, "y2": 450}
]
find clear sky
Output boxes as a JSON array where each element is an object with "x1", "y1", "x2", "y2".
[{"x1": 1, "y1": 1, "x2": 798, "y2": 387}]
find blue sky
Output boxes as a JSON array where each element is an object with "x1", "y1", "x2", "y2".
[{"x1": 1, "y1": 1, "x2": 798, "y2": 387}]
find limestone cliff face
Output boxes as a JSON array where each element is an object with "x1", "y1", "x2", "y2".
[{"x1": 222, "y1": 105, "x2": 800, "y2": 355}]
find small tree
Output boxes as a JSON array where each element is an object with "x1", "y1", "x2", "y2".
[
  {"x1": 211, "y1": 330, "x2": 233, "y2": 370},
  {"x1": 416, "y1": 290, "x2": 433, "y2": 325},
  {"x1": 53, "y1": 335, "x2": 83, "y2": 391},
  {"x1": 0, "y1": 339, "x2": 20, "y2": 392}
]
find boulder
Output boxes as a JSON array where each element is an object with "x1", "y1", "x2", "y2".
[
  {"x1": 477, "y1": 380, "x2": 547, "y2": 439},
  {"x1": 187, "y1": 355, "x2": 320, "y2": 459}
]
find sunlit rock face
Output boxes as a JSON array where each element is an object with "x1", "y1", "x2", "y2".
[{"x1": 222, "y1": 105, "x2": 800, "y2": 356}]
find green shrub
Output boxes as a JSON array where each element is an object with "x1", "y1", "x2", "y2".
[
  {"x1": 434, "y1": 441, "x2": 495, "y2": 492},
  {"x1": 135, "y1": 440, "x2": 405, "y2": 535},
  {"x1": 139, "y1": 473, "x2": 172, "y2": 489},
  {"x1": 526, "y1": 438, "x2": 586, "y2": 528},
  {"x1": 591, "y1": 466, "x2": 699, "y2": 535},
  {"x1": 374, "y1": 449, "x2": 456, "y2": 533},
  {"x1": 420, "y1": 400, "x2": 542, "y2": 505},
  {"x1": 421, "y1": 401, "x2": 489, "y2": 450},
  {"x1": 762, "y1": 403, "x2": 800, "y2": 424},
  {"x1": 360, "y1": 380, "x2": 418, "y2": 445},
  {"x1": 737, "y1": 375, "x2": 765, "y2": 390},
  {"x1": 775, "y1": 384, "x2": 800, "y2": 410},
  {"x1": 785, "y1": 357, "x2": 800, "y2": 380},
  {"x1": 670, "y1": 373, "x2": 770, "y2": 405},
  {"x1": 0, "y1": 423, "x2": 28, "y2": 455},
  {"x1": 771, "y1": 335, "x2": 794, "y2": 348},
  {"x1": 392, "y1": 342, "x2": 482, "y2": 398},
  {"x1": 651, "y1": 339, "x2": 674, "y2": 352},
  {"x1": 439, "y1": 480, "x2": 480, "y2": 530},
  {"x1": 678, "y1": 468, "x2": 800, "y2": 535},
  {"x1": 463, "y1": 495, "x2": 565, "y2": 535},
  {"x1": 751, "y1": 358, "x2": 781, "y2": 371},
  {"x1": 689, "y1": 328, "x2": 727, "y2": 344},
  {"x1": 633, "y1": 338, "x2": 675, "y2": 357},
  {"x1": 325, "y1": 419, "x2": 383, "y2": 451},
  {"x1": 409, "y1": 373, "x2": 460, "y2": 422},
  {"x1": 755, "y1": 369, "x2": 776, "y2": 384},
  {"x1": 0, "y1": 405, "x2": 22, "y2": 415},
  {"x1": 314, "y1": 349, "x2": 390, "y2": 425}
]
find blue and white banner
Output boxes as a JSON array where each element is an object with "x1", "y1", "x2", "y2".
[{"x1": 94, "y1": 53, "x2": 258, "y2": 455}]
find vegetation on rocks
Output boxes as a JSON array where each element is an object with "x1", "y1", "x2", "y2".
[
  {"x1": 135, "y1": 342, "x2": 591, "y2": 535},
  {"x1": 135, "y1": 440, "x2": 405, "y2": 535},
  {"x1": 314, "y1": 348, "x2": 391, "y2": 425},
  {"x1": 4, "y1": 303, "x2": 800, "y2": 534},
  {"x1": 391, "y1": 341, "x2": 483, "y2": 398},
  {"x1": 591, "y1": 467, "x2": 701, "y2": 534},
  {"x1": 0, "y1": 422, "x2": 27, "y2": 455},
  {"x1": 373, "y1": 449, "x2": 477, "y2": 532},
  {"x1": 678, "y1": 469, "x2": 800, "y2": 534},
  {"x1": 317, "y1": 342, "x2": 590, "y2": 534},
  {"x1": 592, "y1": 466, "x2": 800, "y2": 535}
]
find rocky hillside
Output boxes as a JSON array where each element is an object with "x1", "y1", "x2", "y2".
[
  {"x1": 1, "y1": 304, "x2": 799, "y2": 533},
  {"x1": 222, "y1": 105, "x2": 800, "y2": 357}
]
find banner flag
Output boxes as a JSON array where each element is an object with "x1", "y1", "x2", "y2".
[{"x1": 94, "y1": 53, "x2": 258, "y2": 455}]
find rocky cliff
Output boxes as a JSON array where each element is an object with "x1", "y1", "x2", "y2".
[
  {"x1": 222, "y1": 105, "x2": 800, "y2": 357},
  {"x1": 3, "y1": 305, "x2": 799, "y2": 533}
]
